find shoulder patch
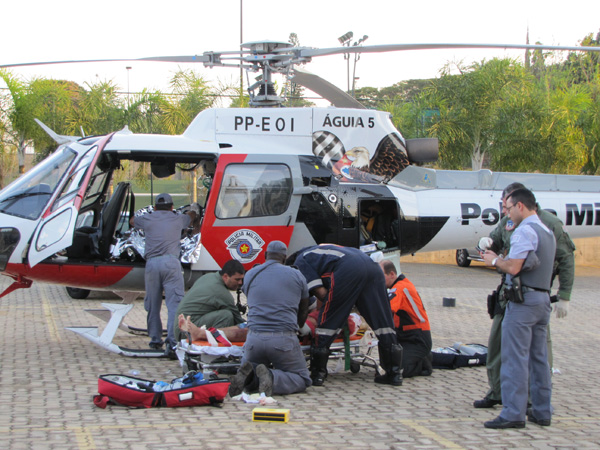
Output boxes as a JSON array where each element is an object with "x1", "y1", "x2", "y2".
[{"x1": 505, "y1": 220, "x2": 516, "y2": 231}]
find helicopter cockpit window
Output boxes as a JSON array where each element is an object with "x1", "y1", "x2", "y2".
[
  {"x1": 215, "y1": 164, "x2": 292, "y2": 219},
  {"x1": 52, "y1": 146, "x2": 105, "y2": 211},
  {"x1": 0, "y1": 146, "x2": 76, "y2": 220}
]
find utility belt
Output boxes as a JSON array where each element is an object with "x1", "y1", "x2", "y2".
[
  {"x1": 488, "y1": 279, "x2": 555, "y2": 318},
  {"x1": 504, "y1": 276, "x2": 550, "y2": 304}
]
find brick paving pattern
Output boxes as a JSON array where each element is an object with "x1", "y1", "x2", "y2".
[{"x1": 0, "y1": 262, "x2": 598, "y2": 449}]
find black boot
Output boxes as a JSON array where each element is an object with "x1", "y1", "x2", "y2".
[
  {"x1": 310, "y1": 347, "x2": 330, "y2": 386},
  {"x1": 228, "y1": 361, "x2": 255, "y2": 397},
  {"x1": 374, "y1": 343, "x2": 403, "y2": 386}
]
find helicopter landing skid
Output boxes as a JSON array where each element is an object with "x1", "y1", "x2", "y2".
[{"x1": 66, "y1": 303, "x2": 168, "y2": 357}]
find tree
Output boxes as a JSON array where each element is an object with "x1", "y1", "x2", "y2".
[
  {"x1": 581, "y1": 76, "x2": 600, "y2": 174},
  {"x1": 354, "y1": 79, "x2": 432, "y2": 109},
  {"x1": 0, "y1": 71, "x2": 80, "y2": 170},
  {"x1": 424, "y1": 58, "x2": 533, "y2": 170},
  {"x1": 69, "y1": 79, "x2": 125, "y2": 137}
]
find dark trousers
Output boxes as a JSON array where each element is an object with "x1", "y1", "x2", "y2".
[{"x1": 314, "y1": 256, "x2": 397, "y2": 350}]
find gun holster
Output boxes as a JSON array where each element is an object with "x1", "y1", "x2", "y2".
[{"x1": 504, "y1": 275, "x2": 525, "y2": 304}]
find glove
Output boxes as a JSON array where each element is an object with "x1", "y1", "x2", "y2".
[
  {"x1": 298, "y1": 323, "x2": 312, "y2": 336},
  {"x1": 554, "y1": 299, "x2": 569, "y2": 319},
  {"x1": 478, "y1": 237, "x2": 493, "y2": 252}
]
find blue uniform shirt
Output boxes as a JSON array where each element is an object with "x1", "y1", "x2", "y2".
[
  {"x1": 507, "y1": 214, "x2": 551, "y2": 260},
  {"x1": 243, "y1": 260, "x2": 309, "y2": 332}
]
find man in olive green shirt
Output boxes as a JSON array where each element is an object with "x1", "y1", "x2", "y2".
[
  {"x1": 473, "y1": 182, "x2": 575, "y2": 409},
  {"x1": 173, "y1": 259, "x2": 245, "y2": 342}
]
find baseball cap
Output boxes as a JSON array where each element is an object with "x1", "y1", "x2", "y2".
[
  {"x1": 156, "y1": 193, "x2": 173, "y2": 205},
  {"x1": 266, "y1": 240, "x2": 287, "y2": 256}
]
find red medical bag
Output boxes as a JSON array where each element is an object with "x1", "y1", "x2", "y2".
[{"x1": 93, "y1": 373, "x2": 230, "y2": 408}]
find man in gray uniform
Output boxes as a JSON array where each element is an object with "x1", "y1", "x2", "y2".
[
  {"x1": 474, "y1": 182, "x2": 575, "y2": 409},
  {"x1": 133, "y1": 193, "x2": 191, "y2": 354},
  {"x1": 228, "y1": 241, "x2": 311, "y2": 397},
  {"x1": 482, "y1": 188, "x2": 555, "y2": 429}
]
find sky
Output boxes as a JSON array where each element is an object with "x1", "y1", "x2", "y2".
[{"x1": 1, "y1": 0, "x2": 599, "y2": 102}]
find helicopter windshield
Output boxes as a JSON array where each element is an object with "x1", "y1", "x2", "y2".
[{"x1": 0, "y1": 146, "x2": 77, "y2": 220}]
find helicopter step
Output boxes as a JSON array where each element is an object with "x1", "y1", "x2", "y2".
[
  {"x1": 66, "y1": 303, "x2": 167, "y2": 357},
  {"x1": 82, "y1": 290, "x2": 167, "y2": 336}
]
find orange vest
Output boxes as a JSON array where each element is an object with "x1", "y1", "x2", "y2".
[{"x1": 389, "y1": 275, "x2": 430, "y2": 332}]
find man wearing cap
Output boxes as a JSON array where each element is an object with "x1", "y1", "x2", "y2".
[
  {"x1": 132, "y1": 193, "x2": 191, "y2": 355},
  {"x1": 228, "y1": 240, "x2": 312, "y2": 397},
  {"x1": 379, "y1": 260, "x2": 432, "y2": 378}
]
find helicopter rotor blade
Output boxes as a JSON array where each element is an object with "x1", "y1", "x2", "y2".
[
  {"x1": 291, "y1": 67, "x2": 365, "y2": 109},
  {"x1": 0, "y1": 55, "x2": 214, "y2": 69},
  {"x1": 299, "y1": 42, "x2": 600, "y2": 58}
]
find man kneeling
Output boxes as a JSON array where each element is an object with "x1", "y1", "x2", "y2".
[
  {"x1": 380, "y1": 260, "x2": 433, "y2": 378},
  {"x1": 231, "y1": 241, "x2": 312, "y2": 396}
]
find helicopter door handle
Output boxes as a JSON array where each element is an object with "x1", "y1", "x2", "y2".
[
  {"x1": 293, "y1": 186, "x2": 315, "y2": 195},
  {"x1": 286, "y1": 215, "x2": 292, "y2": 226}
]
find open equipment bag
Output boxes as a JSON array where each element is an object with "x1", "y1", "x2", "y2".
[
  {"x1": 431, "y1": 343, "x2": 488, "y2": 370},
  {"x1": 94, "y1": 372, "x2": 230, "y2": 408}
]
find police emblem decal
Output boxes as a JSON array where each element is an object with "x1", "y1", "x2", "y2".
[{"x1": 225, "y1": 229, "x2": 265, "y2": 263}]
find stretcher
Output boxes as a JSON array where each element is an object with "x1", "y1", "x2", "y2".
[{"x1": 175, "y1": 331, "x2": 381, "y2": 376}]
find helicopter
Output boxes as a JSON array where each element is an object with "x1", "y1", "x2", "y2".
[{"x1": 1, "y1": 40, "x2": 599, "y2": 356}]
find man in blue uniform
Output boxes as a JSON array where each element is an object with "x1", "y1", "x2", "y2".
[
  {"x1": 133, "y1": 193, "x2": 191, "y2": 355},
  {"x1": 482, "y1": 188, "x2": 555, "y2": 429},
  {"x1": 291, "y1": 244, "x2": 402, "y2": 387},
  {"x1": 228, "y1": 241, "x2": 312, "y2": 397}
]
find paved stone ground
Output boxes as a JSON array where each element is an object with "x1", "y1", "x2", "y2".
[{"x1": 0, "y1": 262, "x2": 598, "y2": 449}]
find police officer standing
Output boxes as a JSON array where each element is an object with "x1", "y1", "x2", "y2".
[
  {"x1": 474, "y1": 182, "x2": 575, "y2": 409},
  {"x1": 133, "y1": 193, "x2": 191, "y2": 356},
  {"x1": 482, "y1": 188, "x2": 554, "y2": 429}
]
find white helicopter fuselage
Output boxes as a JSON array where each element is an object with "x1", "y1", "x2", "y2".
[{"x1": 0, "y1": 106, "x2": 598, "y2": 297}]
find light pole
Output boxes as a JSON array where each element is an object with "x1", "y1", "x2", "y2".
[
  {"x1": 126, "y1": 66, "x2": 132, "y2": 107},
  {"x1": 338, "y1": 31, "x2": 353, "y2": 93},
  {"x1": 240, "y1": 0, "x2": 244, "y2": 100},
  {"x1": 351, "y1": 35, "x2": 368, "y2": 98}
]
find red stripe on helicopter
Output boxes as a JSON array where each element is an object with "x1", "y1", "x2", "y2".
[{"x1": 2, "y1": 263, "x2": 133, "y2": 288}]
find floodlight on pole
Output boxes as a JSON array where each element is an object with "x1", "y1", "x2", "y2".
[
  {"x1": 351, "y1": 35, "x2": 369, "y2": 98},
  {"x1": 126, "y1": 66, "x2": 132, "y2": 107},
  {"x1": 338, "y1": 31, "x2": 353, "y2": 93},
  {"x1": 338, "y1": 31, "x2": 353, "y2": 45}
]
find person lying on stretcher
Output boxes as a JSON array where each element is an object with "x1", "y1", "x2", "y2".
[{"x1": 177, "y1": 310, "x2": 366, "y2": 345}]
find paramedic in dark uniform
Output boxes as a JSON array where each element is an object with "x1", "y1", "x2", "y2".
[
  {"x1": 379, "y1": 260, "x2": 433, "y2": 378},
  {"x1": 473, "y1": 182, "x2": 575, "y2": 409},
  {"x1": 482, "y1": 188, "x2": 555, "y2": 429},
  {"x1": 133, "y1": 193, "x2": 191, "y2": 354},
  {"x1": 291, "y1": 244, "x2": 402, "y2": 387},
  {"x1": 228, "y1": 241, "x2": 311, "y2": 397}
]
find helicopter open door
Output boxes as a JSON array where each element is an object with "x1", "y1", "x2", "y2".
[
  {"x1": 200, "y1": 153, "x2": 308, "y2": 268},
  {"x1": 27, "y1": 135, "x2": 111, "y2": 267}
]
